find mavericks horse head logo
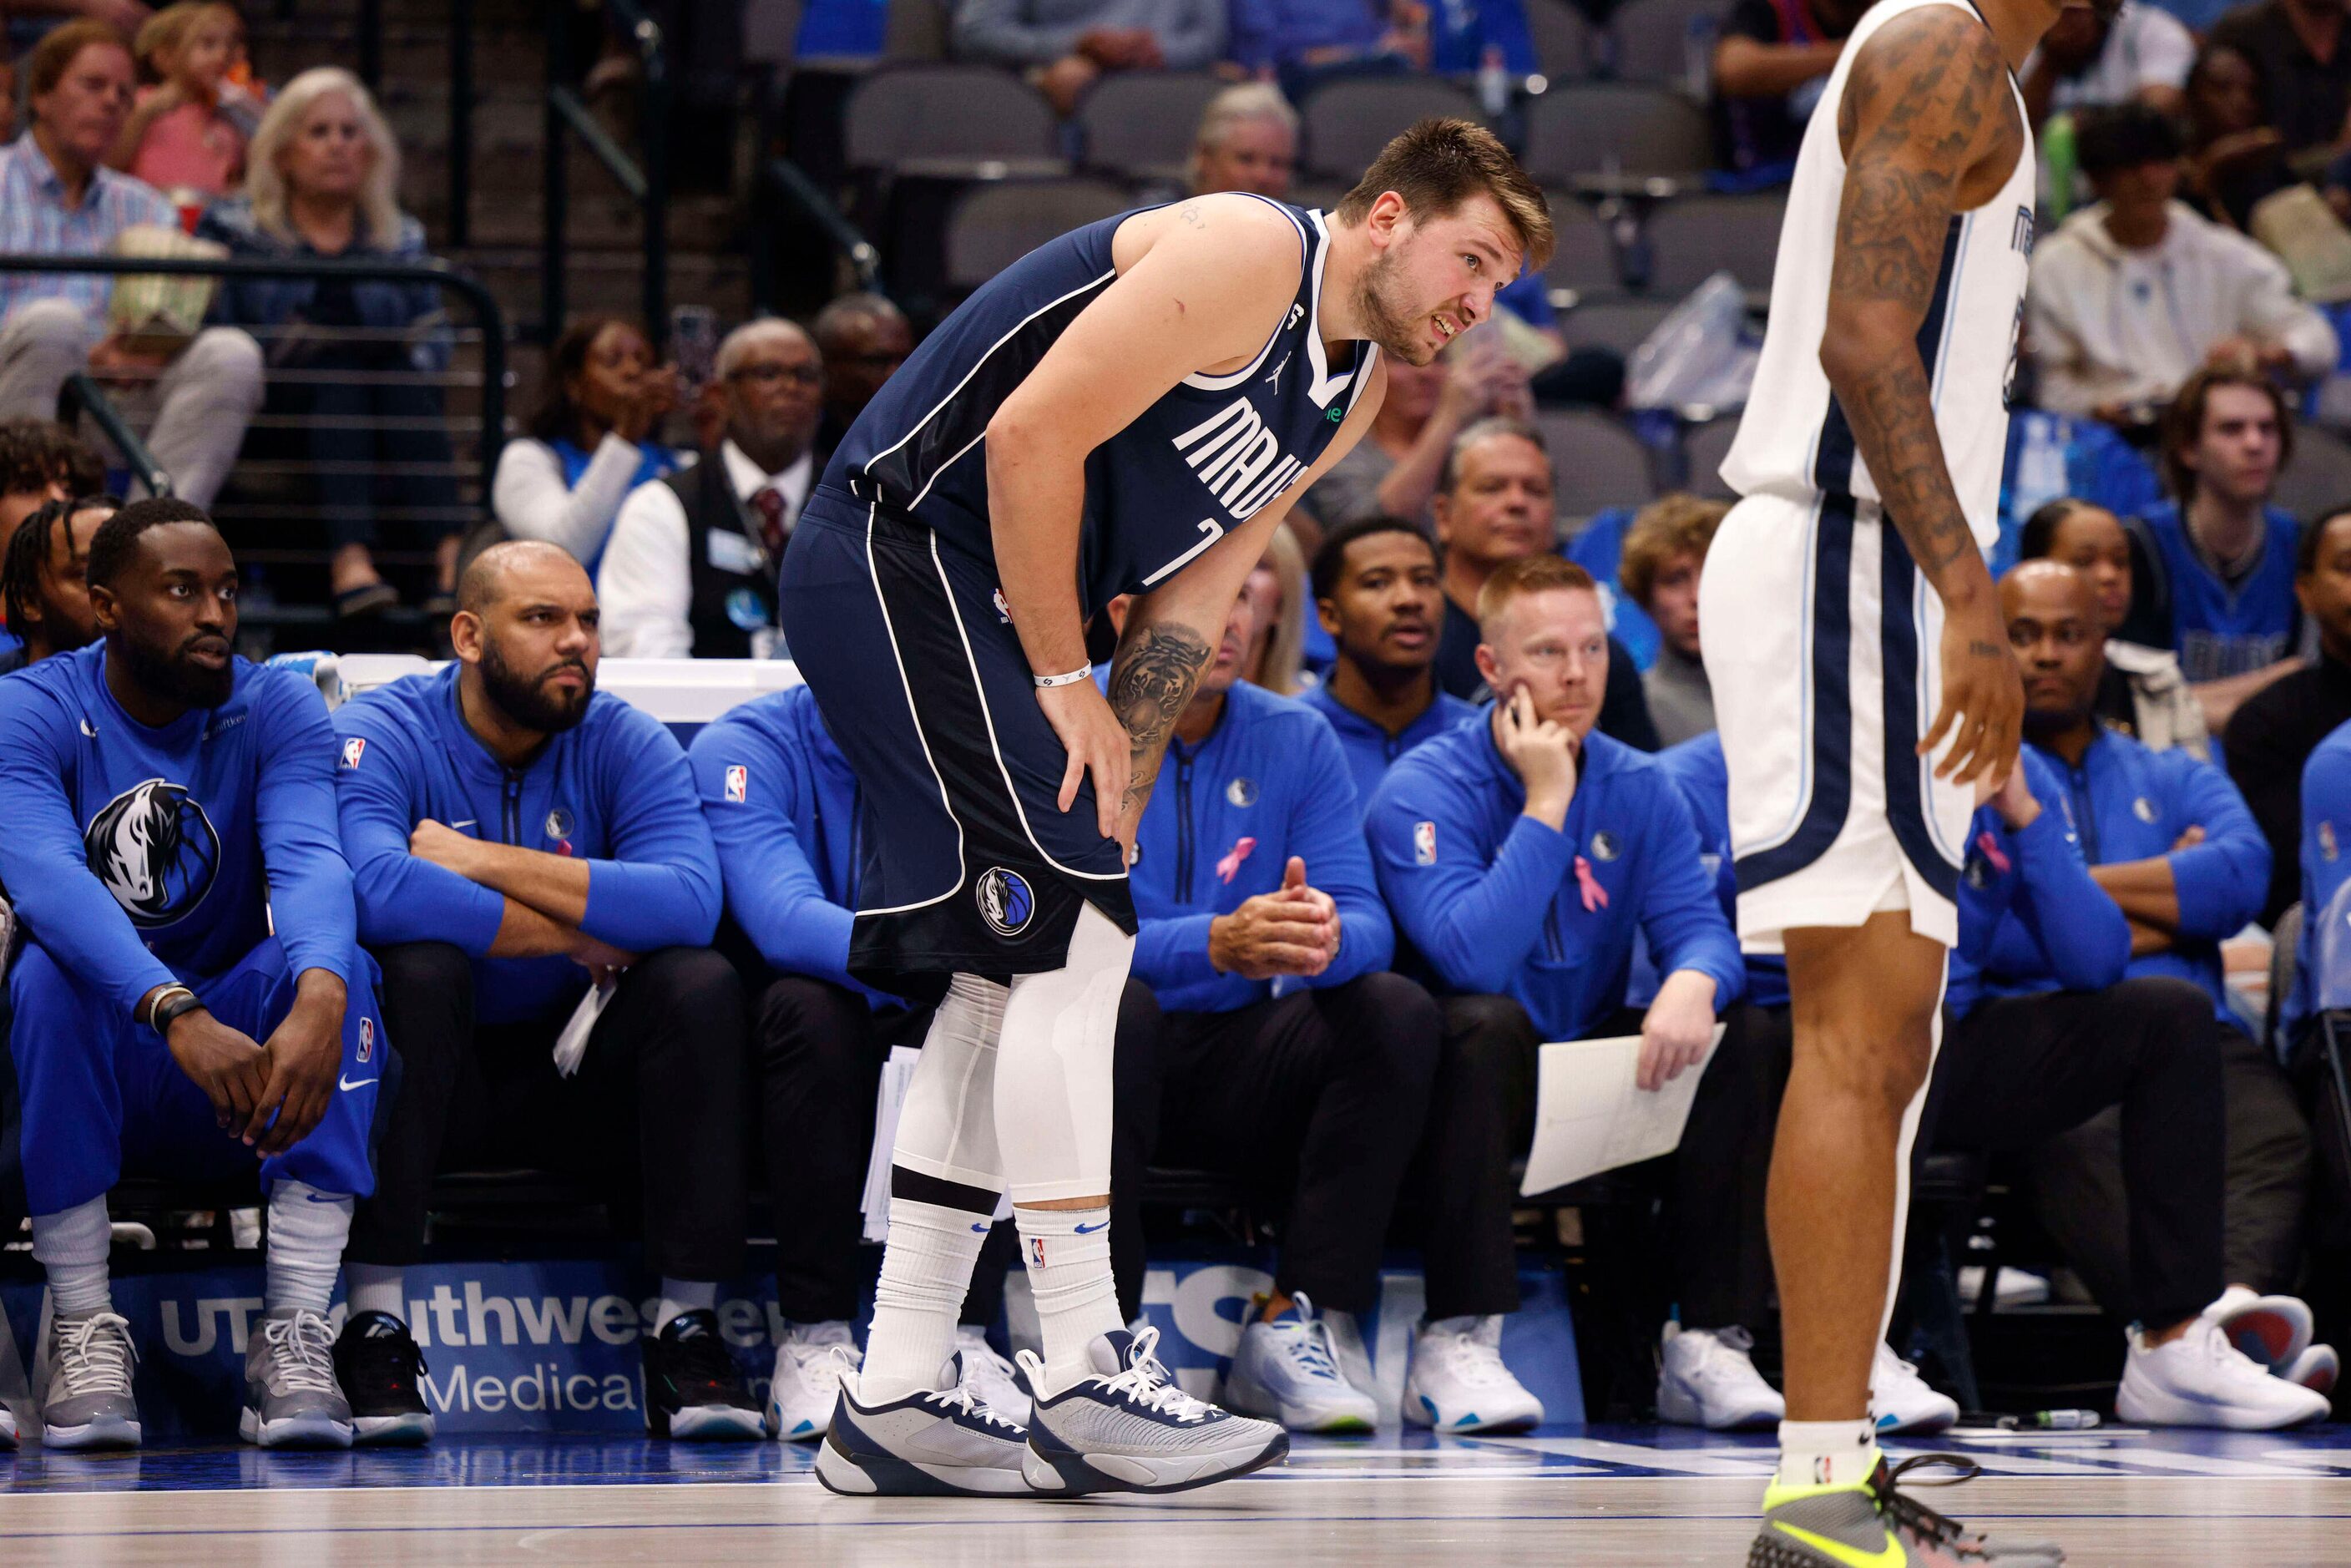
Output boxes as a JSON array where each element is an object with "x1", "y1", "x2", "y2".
[
  {"x1": 84, "y1": 778, "x2": 220, "y2": 928},
  {"x1": 975, "y1": 866, "x2": 1034, "y2": 938}
]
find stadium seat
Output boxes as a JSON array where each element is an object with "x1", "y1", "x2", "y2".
[
  {"x1": 1605, "y1": 0, "x2": 1731, "y2": 85},
  {"x1": 842, "y1": 63, "x2": 1062, "y2": 175},
  {"x1": 944, "y1": 178, "x2": 1134, "y2": 291},
  {"x1": 2274, "y1": 422, "x2": 2351, "y2": 526},
  {"x1": 1299, "y1": 76, "x2": 1484, "y2": 183},
  {"x1": 1522, "y1": 84, "x2": 1711, "y2": 183},
  {"x1": 1526, "y1": 0, "x2": 1597, "y2": 79},
  {"x1": 1077, "y1": 71, "x2": 1229, "y2": 183},
  {"x1": 1556, "y1": 293, "x2": 1674, "y2": 355},
  {"x1": 1535, "y1": 408, "x2": 1660, "y2": 513},
  {"x1": 1644, "y1": 192, "x2": 1787, "y2": 296},
  {"x1": 1543, "y1": 205, "x2": 1622, "y2": 293},
  {"x1": 1681, "y1": 412, "x2": 1740, "y2": 497}
]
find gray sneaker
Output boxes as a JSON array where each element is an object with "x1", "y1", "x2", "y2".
[
  {"x1": 240, "y1": 1309, "x2": 354, "y2": 1449},
  {"x1": 1019, "y1": 1328, "x2": 1288, "y2": 1496},
  {"x1": 1750, "y1": 1455, "x2": 2065, "y2": 1565},
  {"x1": 41, "y1": 1311, "x2": 141, "y2": 1450},
  {"x1": 1, "y1": 1399, "x2": 18, "y2": 1449}
]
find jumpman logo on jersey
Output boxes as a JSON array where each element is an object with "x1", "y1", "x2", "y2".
[{"x1": 1266, "y1": 351, "x2": 1292, "y2": 393}]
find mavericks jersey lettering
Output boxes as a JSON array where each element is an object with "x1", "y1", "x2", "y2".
[
  {"x1": 827, "y1": 196, "x2": 1378, "y2": 615},
  {"x1": 1718, "y1": 0, "x2": 2033, "y2": 549}
]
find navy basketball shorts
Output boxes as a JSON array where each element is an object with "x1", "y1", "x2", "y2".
[{"x1": 780, "y1": 482, "x2": 1135, "y2": 982}]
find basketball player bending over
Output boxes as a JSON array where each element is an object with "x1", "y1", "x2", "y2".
[
  {"x1": 780, "y1": 120, "x2": 1551, "y2": 1497},
  {"x1": 1701, "y1": 0, "x2": 2103, "y2": 1559}
]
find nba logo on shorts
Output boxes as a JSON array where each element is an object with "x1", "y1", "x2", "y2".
[
  {"x1": 724, "y1": 765, "x2": 747, "y2": 803},
  {"x1": 341, "y1": 736, "x2": 366, "y2": 770},
  {"x1": 977, "y1": 866, "x2": 1034, "y2": 936},
  {"x1": 1413, "y1": 821, "x2": 1437, "y2": 866},
  {"x1": 358, "y1": 1017, "x2": 373, "y2": 1064}
]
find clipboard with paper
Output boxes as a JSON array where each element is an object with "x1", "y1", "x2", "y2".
[{"x1": 1517, "y1": 1025, "x2": 1726, "y2": 1196}]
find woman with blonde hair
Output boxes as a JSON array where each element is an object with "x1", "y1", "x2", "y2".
[
  {"x1": 1243, "y1": 520, "x2": 1315, "y2": 695},
  {"x1": 202, "y1": 67, "x2": 463, "y2": 616}
]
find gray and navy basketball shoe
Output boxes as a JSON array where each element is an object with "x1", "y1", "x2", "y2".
[
  {"x1": 816, "y1": 1351, "x2": 1035, "y2": 1496},
  {"x1": 241, "y1": 1308, "x2": 355, "y2": 1449},
  {"x1": 333, "y1": 1310, "x2": 436, "y2": 1444},
  {"x1": 41, "y1": 1310, "x2": 142, "y2": 1450},
  {"x1": 1751, "y1": 1454, "x2": 2064, "y2": 1566},
  {"x1": 1019, "y1": 1328, "x2": 1289, "y2": 1496}
]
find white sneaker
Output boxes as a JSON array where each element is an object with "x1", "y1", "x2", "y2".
[
  {"x1": 2282, "y1": 1343, "x2": 2339, "y2": 1397},
  {"x1": 817, "y1": 1352, "x2": 1036, "y2": 1496},
  {"x1": 1870, "y1": 1341, "x2": 1958, "y2": 1436},
  {"x1": 1403, "y1": 1315, "x2": 1545, "y2": 1434},
  {"x1": 1957, "y1": 1266, "x2": 2051, "y2": 1308},
  {"x1": 2208, "y1": 1286, "x2": 2314, "y2": 1374},
  {"x1": 953, "y1": 1327, "x2": 1028, "y2": 1423},
  {"x1": 1221, "y1": 1294, "x2": 1378, "y2": 1434},
  {"x1": 766, "y1": 1320, "x2": 853, "y2": 1441},
  {"x1": 1019, "y1": 1328, "x2": 1289, "y2": 1495},
  {"x1": 1656, "y1": 1323, "x2": 1783, "y2": 1430},
  {"x1": 0, "y1": 1401, "x2": 16, "y2": 1449},
  {"x1": 2116, "y1": 1318, "x2": 2332, "y2": 1430}
]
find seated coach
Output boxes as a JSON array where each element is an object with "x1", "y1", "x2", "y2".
[{"x1": 331, "y1": 541, "x2": 758, "y2": 1445}]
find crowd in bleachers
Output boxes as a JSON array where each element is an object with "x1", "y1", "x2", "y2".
[{"x1": 13, "y1": 0, "x2": 2351, "y2": 1456}]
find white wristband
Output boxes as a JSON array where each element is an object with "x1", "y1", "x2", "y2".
[{"x1": 1034, "y1": 664, "x2": 1094, "y2": 688}]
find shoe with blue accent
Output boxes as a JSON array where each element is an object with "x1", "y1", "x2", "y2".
[
  {"x1": 1751, "y1": 1454, "x2": 2065, "y2": 1565},
  {"x1": 333, "y1": 1311, "x2": 435, "y2": 1445},
  {"x1": 1870, "y1": 1341, "x2": 1959, "y2": 1436},
  {"x1": 767, "y1": 1320, "x2": 854, "y2": 1441},
  {"x1": 815, "y1": 1352, "x2": 1034, "y2": 1496},
  {"x1": 2208, "y1": 1285, "x2": 2313, "y2": 1374},
  {"x1": 953, "y1": 1327, "x2": 1029, "y2": 1424},
  {"x1": 1019, "y1": 1328, "x2": 1289, "y2": 1495},
  {"x1": 240, "y1": 1309, "x2": 354, "y2": 1449},
  {"x1": 645, "y1": 1308, "x2": 765, "y2": 1441},
  {"x1": 1403, "y1": 1315, "x2": 1544, "y2": 1434},
  {"x1": 1221, "y1": 1293, "x2": 1377, "y2": 1434}
]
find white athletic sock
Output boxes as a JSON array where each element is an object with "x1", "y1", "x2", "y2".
[
  {"x1": 345, "y1": 1262, "x2": 407, "y2": 1323},
  {"x1": 655, "y1": 1280, "x2": 718, "y2": 1333},
  {"x1": 861, "y1": 1196, "x2": 991, "y2": 1404},
  {"x1": 1015, "y1": 1205, "x2": 1122, "y2": 1397},
  {"x1": 32, "y1": 1196, "x2": 112, "y2": 1318},
  {"x1": 1775, "y1": 1419, "x2": 1879, "y2": 1490},
  {"x1": 266, "y1": 1181, "x2": 353, "y2": 1317}
]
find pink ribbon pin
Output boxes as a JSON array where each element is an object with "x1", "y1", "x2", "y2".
[
  {"x1": 1216, "y1": 836, "x2": 1258, "y2": 883},
  {"x1": 1974, "y1": 830, "x2": 2011, "y2": 876},
  {"x1": 1574, "y1": 855, "x2": 1610, "y2": 913}
]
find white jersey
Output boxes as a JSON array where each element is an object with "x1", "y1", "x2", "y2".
[{"x1": 1719, "y1": 0, "x2": 2034, "y2": 549}]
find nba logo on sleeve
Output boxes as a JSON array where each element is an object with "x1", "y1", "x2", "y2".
[
  {"x1": 341, "y1": 737, "x2": 366, "y2": 770},
  {"x1": 724, "y1": 765, "x2": 747, "y2": 803},
  {"x1": 1413, "y1": 821, "x2": 1437, "y2": 865}
]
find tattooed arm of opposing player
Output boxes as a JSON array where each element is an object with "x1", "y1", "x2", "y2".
[{"x1": 1820, "y1": 4, "x2": 2024, "y2": 788}]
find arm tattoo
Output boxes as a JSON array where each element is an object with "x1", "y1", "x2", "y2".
[{"x1": 1107, "y1": 623, "x2": 1213, "y2": 815}]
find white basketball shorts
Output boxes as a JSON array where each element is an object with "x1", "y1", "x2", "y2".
[{"x1": 1697, "y1": 489, "x2": 1972, "y2": 953}]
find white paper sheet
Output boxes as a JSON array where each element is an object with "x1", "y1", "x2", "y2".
[
  {"x1": 549, "y1": 974, "x2": 616, "y2": 1078},
  {"x1": 1517, "y1": 1025, "x2": 1726, "y2": 1196}
]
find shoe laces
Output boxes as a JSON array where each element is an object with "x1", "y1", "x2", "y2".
[
  {"x1": 260, "y1": 1311, "x2": 339, "y2": 1396},
  {"x1": 1684, "y1": 1324, "x2": 1759, "y2": 1376},
  {"x1": 53, "y1": 1313, "x2": 137, "y2": 1398},
  {"x1": 1423, "y1": 1318, "x2": 1519, "y2": 1388},
  {"x1": 920, "y1": 1368, "x2": 1026, "y2": 1434},
  {"x1": 1021, "y1": 1327, "x2": 1213, "y2": 1423},
  {"x1": 2183, "y1": 1318, "x2": 2281, "y2": 1386},
  {"x1": 1269, "y1": 1292, "x2": 1346, "y2": 1382},
  {"x1": 1872, "y1": 1454, "x2": 1982, "y2": 1553},
  {"x1": 954, "y1": 1330, "x2": 1022, "y2": 1390}
]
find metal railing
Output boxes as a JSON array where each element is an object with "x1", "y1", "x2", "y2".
[
  {"x1": 450, "y1": 0, "x2": 477, "y2": 250},
  {"x1": 543, "y1": 0, "x2": 670, "y2": 341},
  {"x1": 59, "y1": 372, "x2": 170, "y2": 498},
  {"x1": 751, "y1": 154, "x2": 886, "y2": 314}
]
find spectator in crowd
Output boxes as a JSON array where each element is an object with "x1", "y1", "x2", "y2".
[
  {"x1": 599, "y1": 320, "x2": 821, "y2": 660},
  {"x1": 1307, "y1": 333, "x2": 1530, "y2": 532},
  {"x1": 2007, "y1": 559, "x2": 2319, "y2": 1333},
  {"x1": 1241, "y1": 521, "x2": 1313, "y2": 692},
  {"x1": 2182, "y1": 43, "x2": 2296, "y2": 232},
  {"x1": 1428, "y1": 417, "x2": 1661, "y2": 748},
  {"x1": 2021, "y1": 3, "x2": 2193, "y2": 125},
  {"x1": 948, "y1": 0, "x2": 1227, "y2": 113},
  {"x1": 1619, "y1": 494, "x2": 1726, "y2": 747},
  {"x1": 0, "y1": 491, "x2": 115, "y2": 672},
  {"x1": 0, "y1": 21, "x2": 262, "y2": 509},
  {"x1": 2141, "y1": 366, "x2": 2306, "y2": 729},
  {"x1": 809, "y1": 292, "x2": 909, "y2": 468},
  {"x1": 1368, "y1": 556, "x2": 1748, "y2": 1434},
  {"x1": 2210, "y1": 0, "x2": 2351, "y2": 163},
  {"x1": 1228, "y1": 0, "x2": 1533, "y2": 95},
  {"x1": 1107, "y1": 585, "x2": 1451, "y2": 1434},
  {"x1": 1711, "y1": 0, "x2": 1853, "y2": 185},
  {"x1": 0, "y1": 416, "x2": 105, "y2": 539},
  {"x1": 1189, "y1": 83, "x2": 1297, "y2": 201},
  {"x1": 1302, "y1": 515, "x2": 1477, "y2": 810},
  {"x1": 2027, "y1": 105, "x2": 2338, "y2": 424},
  {"x1": 2018, "y1": 497, "x2": 2210, "y2": 758},
  {"x1": 110, "y1": 2, "x2": 243, "y2": 195},
  {"x1": 690, "y1": 680, "x2": 1143, "y2": 1436},
  {"x1": 2227, "y1": 503, "x2": 2351, "y2": 923},
  {"x1": 0, "y1": 498, "x2": 382, "y2": 1451},
  {"x1": 200, "y1": 68, "x2": 463, "y2": 619},
  {"x1": 331, "y1": 541, "x2": 759, "y2": 1446},
  {"x1": 1934, "y1": 609, "x2": 2328, "y2": 1429},
  {"x1": 493, "y1": 315, "x2": 681, "y2": 579}
]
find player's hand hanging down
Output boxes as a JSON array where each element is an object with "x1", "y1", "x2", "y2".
[
  {"x1": 1922, "y1": 590, "x2": 2023, "y2": 790},
  {"x1": 1039, "y1": 677, "x2": 1131, "y2": 842}
]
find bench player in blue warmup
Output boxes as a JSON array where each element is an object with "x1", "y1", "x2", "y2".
[
  {"x1": 0, "y1": 498, "x2": 382, "y2": 1453},
  {"x1": 780, "y1": 119, "x2": 1551, "y2": 1497}
]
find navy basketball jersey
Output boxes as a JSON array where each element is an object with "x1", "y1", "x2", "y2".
[{"x1": 827, "y1": 196, "x2": 1380, "y2": 616}]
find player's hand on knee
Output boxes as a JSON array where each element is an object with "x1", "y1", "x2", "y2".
[
  {"x1": 163, "y1": 1008, "x2": 270, "y2": 1133},
  {"x1": 1039, "y1": 679, "x2": 1131, "y2": 840},
  {"x1": 250, "y1": 1009, "x2": 344, "y2": 1155}
]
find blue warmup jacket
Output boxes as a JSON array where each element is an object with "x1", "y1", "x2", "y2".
[
  {"x1": 1367, "y1": 712, "x2": 1744, "y2": 1040},
  {"x1": 1130, "y1": 680, "x2": 1392, "y2": 1015},
  {"x1": 1298, "y1": 683, "x2": 1479, "y2": 819},
  {"x1": 0, "y1": 644, "x2": 356, "y2": 1014},
  {"x1": 687, "y1": 684, "x2": 897, "y2": 1007},
  {"x1": 2028, "y1": 726, "x2": 2269, "y2": 1021},
  {"x1": 2141, "y1": 502, "x2": 2302, "y2": 682},
  {"x1": 2285, "y1": 719, "x2": 2351, "y2": 1041},
  {"x1": 1658, "y1": 733, "x2": 1790, "y2": 1009},
  {"x1": 332, "y1": 665, "x2": 722, "y2": 1025},
  {"x1": 1947, "y1": 748, "x2": 2131, "y2": 1017}
]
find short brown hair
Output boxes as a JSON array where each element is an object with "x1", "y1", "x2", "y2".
[
  {"x1": 1620, "y1": 493, "x2": 1729, "y2": 608},
  {"x1": 2160, "y1": 365, "x2": 2293, "y2": 504},
  {"x1": 26, "y1": 18, "x2": 130, "y2": 104},
  {"x1": 1477, "y1": 553, "x2": 1595, "y2": 635},
  {"x1": 1336, "y1": 119, "x2": 1555, "y2": 273}
]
